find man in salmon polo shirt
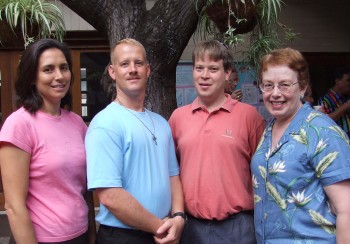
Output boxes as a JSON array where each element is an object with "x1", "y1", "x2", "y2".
[{"x1": 169, "y1": 40, "x2": 265, "y2": 244}]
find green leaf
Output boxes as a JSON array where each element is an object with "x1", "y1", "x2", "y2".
[
  {"x1": 254, "y1": 194, "x2": 262, "y2": 204},
  {"x1": 315, "y1": 152, "x2": 339, "y2": 178},
  {"x1": 266, "y1": 181, "x2": 287, "y2": 210},
  {"x1": 292, "y1": 128, "x2": 308, "y2": 145},
  {"x1": 309, "y1": 210, "x2": 336, "y2": 234},
  {"x1": 259, "y1": 165, "x2": 267, "y2": 180},
  {"x1": 0, "y1": 0, "x2": 65, "y2": 47},
  {"x1": 329, "y1": 126, "x2": 350, "y2": 144}
]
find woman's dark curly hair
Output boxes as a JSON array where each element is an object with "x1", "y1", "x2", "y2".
[{"x1": 15, "y1": 39, "x2": 73, "y2": 113}]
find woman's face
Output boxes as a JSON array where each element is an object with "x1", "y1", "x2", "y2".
[
  {"x1": 261, "y1": 65, "x2": 306, "y2": 124},
  {"x1": 35, "y1": 48, "x2": 71, "y2": 108}
]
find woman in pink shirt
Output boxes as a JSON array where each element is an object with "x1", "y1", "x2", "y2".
[{"x1": 0, "y1": 39, "x2": 95, "y2": 244}]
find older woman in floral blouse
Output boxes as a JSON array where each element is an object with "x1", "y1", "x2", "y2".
[{"x1": 251, "y1": 48, "x2": 350, "y2": 243}]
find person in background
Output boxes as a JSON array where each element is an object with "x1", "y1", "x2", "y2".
[
  {"x1": 252, "y1": 48, "x2": 350, "y2": 243},
  {"x1": 0, "y1": 39, "x2": 95, "y2": 244},
  {"x1": 169, "y1": 40, "x2": 265, "y2": 244},
  {"x1": 303, "y1": 83, "x2": 315, "y2": 105},
  {"x1": 319, "y1": 67, "x2": 350, "y2": 137},
  {"x1": 85, "y1": 38, "x2": 185, "y2": 244},
  {"x1": 224, "y1": 66, "x2": 243, "y2": 101}
]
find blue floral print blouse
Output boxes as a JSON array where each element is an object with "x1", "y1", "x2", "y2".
[{"x1": 251, "y1": 103, "x2": 350, "y2": 244}]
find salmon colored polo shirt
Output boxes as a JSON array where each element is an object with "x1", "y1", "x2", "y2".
[{"x1": 169, "y1": 95, "x2": 266, "y2": 220}]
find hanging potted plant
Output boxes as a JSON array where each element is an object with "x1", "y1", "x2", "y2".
[
  {"x1": 0, "y1": 0, "x2": 65, "y2": 48},
  {"x1": 200, "y1": 0, "x2": 259, "y2": 34},
  {"x1": 194, "y1": 0, "x2": 297, "y2": 69}
]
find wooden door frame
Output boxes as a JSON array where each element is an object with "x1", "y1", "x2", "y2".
[
  {"x1": 70, "y1": 49, "x2": 110, "y2": 117},
  {"x1": 0, "y1": 51, "x2": 23, "y2": 210}
]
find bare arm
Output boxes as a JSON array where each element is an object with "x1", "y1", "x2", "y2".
[
  {"x1": 170, "y1": 175, "x2": 185, "y2": 215},
  {"x1": 0, "y1": 143, "x2": 37, "y2": 244},
  {"x1": 326, "y1": 100, "x2": 350, "y2": 122},
  {"x1": 155, "y1": 175, "x2": 185, "y2": 244},
  {"x1": 324, "y1": 180, "x2": 350, "y2": 244},
  {"x1": 96, "y1": 187, "x2": 164, "y2": 235}
]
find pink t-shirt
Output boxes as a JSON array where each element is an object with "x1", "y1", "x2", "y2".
[
  {"x1": 169, "y1": 96, "x2": 266, "y2": 220},
  {"x1": 0, "y1": 107, "x2": 88, "y2": 242}
]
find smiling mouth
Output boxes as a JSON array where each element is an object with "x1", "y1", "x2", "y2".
[
  {"x1": 271, "y1": 101, "x2": 285, "y2": 105},
  {"x1": 51, "y1": 84, "x2": 65, "y2": 88},
  {"x1": 128, "y1": 77, "x2": 140, "y2": 80}
]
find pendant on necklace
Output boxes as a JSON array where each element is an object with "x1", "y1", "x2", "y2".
[
  {"x1": 152, "y1": 134, "x2": 157, "y2": 145},
  {"x1": 116, "y1": 98, "x2": 158, "y2": 146}
]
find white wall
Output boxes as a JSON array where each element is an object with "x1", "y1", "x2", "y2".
[{"x1": 52, "y1": 1, "x2": 94, "y2": 31}]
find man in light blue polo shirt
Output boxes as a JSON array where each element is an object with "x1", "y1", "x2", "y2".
[{"x1": 86, "y1": 38, "x2": 185, "y2": 244}]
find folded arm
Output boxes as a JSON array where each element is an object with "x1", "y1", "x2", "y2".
[
  {"x1": 326, "y1": 100, "x2": 350, "y2": 122},
  {"x1": 155, "y1": 175, "x2": 185, "y2": 244},
  {"x1": 96, "y1": 187, "x2": 164, "y2": 235}
]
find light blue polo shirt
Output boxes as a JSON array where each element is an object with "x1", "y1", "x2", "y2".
[{"x1": 86, "y1": 102, "x2": 179, "y2": 228}]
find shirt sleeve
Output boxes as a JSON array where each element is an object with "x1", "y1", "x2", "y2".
[
  {"x1": 85, "y1": 126, "x2": 124, "y2": 190},
  {"x1": 0, "y1": 111, "x2": 33, "y2": 154},
  {"x1": 167, "y1": 125, "x2": 180, "y2": 177},
  {"x1": 309, "y1": 122, "x2": 350, "y2": 186}
]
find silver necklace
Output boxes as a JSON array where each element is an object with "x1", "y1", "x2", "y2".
[{"x1": 116, "y1": 98, "x2": 157, "y2": 145}]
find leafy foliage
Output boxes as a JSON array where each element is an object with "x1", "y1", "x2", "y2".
[
  {"x1": 194, "y1": 0, "x2": 297, "y2": 72},
  {"x1": 0, "y1": 0, "x2": 65, "y2": 47}
]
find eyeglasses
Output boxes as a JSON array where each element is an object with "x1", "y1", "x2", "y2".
[{"x1": 259, "y1": 81, "x2": 299, "y2": 93}]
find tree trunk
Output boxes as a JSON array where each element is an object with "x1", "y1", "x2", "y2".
[{"x1": 61, "y1": 0, "x2": 201, "y2": 119}]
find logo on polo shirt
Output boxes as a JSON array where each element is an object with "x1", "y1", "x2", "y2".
[{"x1": 222, "y1": 129, "x2": 233, "y2": 138}]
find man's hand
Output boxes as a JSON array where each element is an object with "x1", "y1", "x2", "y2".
[
  {"x1": 345, "y1": 100, "x2": 350, "y2": 115},
  {"x1": 154, "y1": 216, "x2": 185, "y2": 244},
  {"x1": 231, "y1": 89, "x2": 243, "y2": 101}
]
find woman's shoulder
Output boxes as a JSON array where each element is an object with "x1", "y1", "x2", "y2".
[
  {"x1": 2, "y1": 107, "x2": 33, "y2": 125},
  {"x1": 61, "y1": 109, "x2": 87, "y2": 128},
  {"x1": 62, "y1": 109, "x2": 83, "y2": 120},
  {"x1": 304, "y1": 110, "x2": 349, "y2": 142},
  {"x1": 305, "y1": 110, "x2": 336, "y2": 127}
]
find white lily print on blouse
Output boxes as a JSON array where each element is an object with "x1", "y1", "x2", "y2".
[
  {"x1": 269, "y1": 161, "x2": 286, "y2": 174},
  {"x1": 315, "y1": 139, "x2": 328, "y2": 155},
  {"x1": 287, "y1": 190, "x2": 312, "y2": 207},
  {"x1": 252, "y1": 175, "x2": 259, "y2": 189}
]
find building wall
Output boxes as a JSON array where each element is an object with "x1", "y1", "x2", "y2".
[{"x1": 52, "y1": 1, "x2": 94, "y2": 31}]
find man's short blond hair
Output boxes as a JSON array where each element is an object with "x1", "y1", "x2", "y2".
[{"x1": 110, "y1": 38, "x2": 148, "y2": 64}]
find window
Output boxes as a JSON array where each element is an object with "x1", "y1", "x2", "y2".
[{"x1": 80, "y1": 52, "x2": 111, "y2": 122}]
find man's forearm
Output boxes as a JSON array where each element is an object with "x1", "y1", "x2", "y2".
[
  {"x1": 327, "y1": 100, "x2": 350, "y2": 122},
  {"x1": 170, "y1": 176, "x2": 185, "y2": 214},
  {"x1": 97, "y1": 188, "x2": 163, "y2": 235}
]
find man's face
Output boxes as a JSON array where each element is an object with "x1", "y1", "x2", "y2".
[
  {"x1": 108, "y1": 43, "x2": 150, "y2": 98},
  {"x1": 337, "y1": 73, "x2": 350, "y2": 97},
  {"x1": 193, "y1": 53, "x2": 231, "y2": 105}
]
